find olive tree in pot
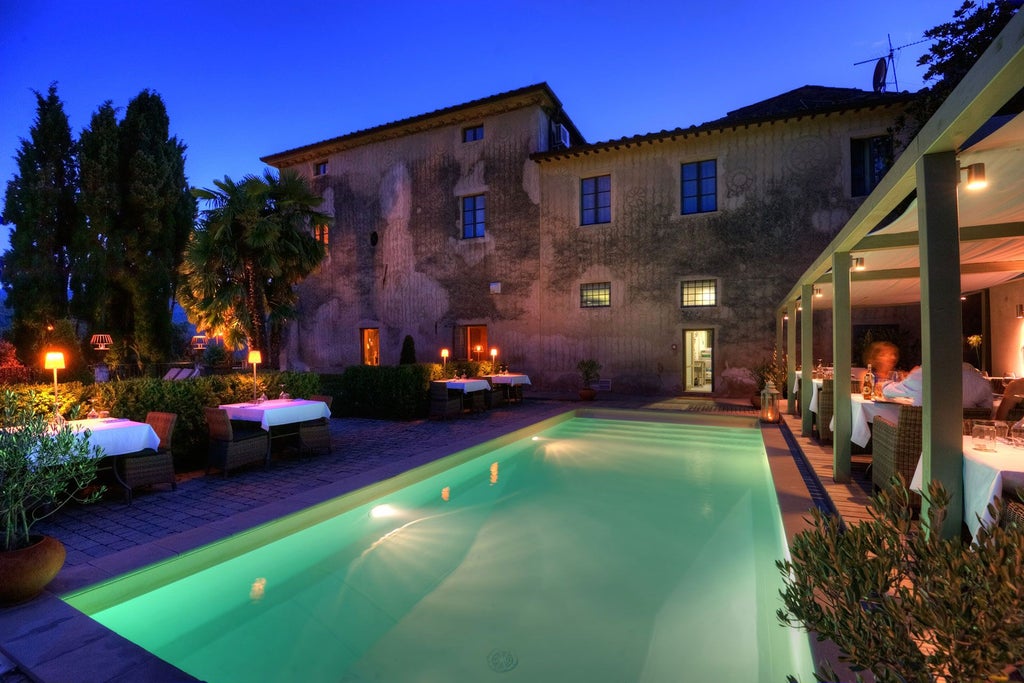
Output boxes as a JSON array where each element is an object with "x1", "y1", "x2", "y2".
[
  {"x1": 0, "y1": 393, "x2": 103, "y2": 605},
  {"x1": 577, "y1": 359, "x2": 601, "y2": 401},
  {"x1": 777, "y1": 479, "x2": 1024, "y2": 683}
]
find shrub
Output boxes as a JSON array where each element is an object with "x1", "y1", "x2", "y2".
[{"x1": 336, "y1": 364, "x2": 433, "y2": 419}]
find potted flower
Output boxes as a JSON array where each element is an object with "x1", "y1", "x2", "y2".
[
  {"x1": 576, "y1": 359, "x2": 602, "y2": 401},
  {"x1": 0, "y1": 393, "x2": 103, "y2": 605}
]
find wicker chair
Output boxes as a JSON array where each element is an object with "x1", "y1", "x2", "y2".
[
  {"x1": 298, "y1": 394, "x2": 333, "y2": 455},
  {"x1": 816, "y1": 379, "x2": 835, "y2": 444},
  {"x1": 204, "y1": 407, "x2": 269, "y2": 476},
  {"x1": 119, "y1": 411, "x2": 178, "y2": 504},
  {"x1": 871, "y1": 404, "x2": 923, "y2": 507},
  {"x1": 429, "y1": 381, "x2": 462, "y2": 419}
]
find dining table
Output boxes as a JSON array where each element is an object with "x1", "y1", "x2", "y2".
[
  {"x1": 218, "y1": 398, "x2": 332, "y2": 432},
  {"x1": 828, "y1": 395, "x2": 905, "y2": 448},
  {"x1": 911, "y1": 435, "x2": 1024, "y2": 538},
  {"x1": 482, "y1": 373, "x2": 531, "y2": 404},
  {"x1": 444, "y1": 379, "x2": 492, "y2": 393},
  {"x1": 68, "y1": 417, "x2": 161, "y2": 459}
]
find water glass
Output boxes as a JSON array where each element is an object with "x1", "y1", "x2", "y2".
[{"x1": 971, "y1": 423, "x2": 997, "y2": 451}]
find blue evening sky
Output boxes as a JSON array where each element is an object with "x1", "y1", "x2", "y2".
[{"x1": 1, "y1": 0, "x2": 957, "y2": 247}]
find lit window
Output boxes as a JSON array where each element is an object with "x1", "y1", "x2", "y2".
[
  {"x1": 681, "y1": 279, "x2": 717, "y2": 307},
  {"x1": 314, "y1": 161, "x2": 328, "y2": 176},
  {"x1": 462, "y1": 194, "x2": 485, "y2": 238},
  {"x1": 580, "y1": 282, "x2": 611, "y2": 308},
  {"x1": 462, "y1": 125, "x2": 484, "y2": 142},
  {"x1": 850, "y1": 135, "x2": 891, "y2": 197},
  {"x1": 581, "y1": 175, "x2": 611, "y2": 225},
  {"x1": 313, "y1": 224, "x2": 329, "y2": 245},
  {"x1": 681, "y1": 160, "x2": 716, "y2": 215}
]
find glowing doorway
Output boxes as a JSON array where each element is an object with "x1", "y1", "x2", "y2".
[{"x1": 684, "y1": 329, "x2": 713, "y2": 392}]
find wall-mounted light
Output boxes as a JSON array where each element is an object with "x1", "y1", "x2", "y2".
[
  {"x1": 960, "y1": 162, "x2": 987, "y2": 190},
  {"x1": 813, "y1": 287, "x2": 823, "y2": 298},
  {"x1": 851, "y1": 257, "x2": 865, "y2": 271},
  {"x1": 1016, "y1": 304, "x2": 1023, "y2": 319}
]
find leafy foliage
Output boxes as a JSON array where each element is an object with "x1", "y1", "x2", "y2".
[
  {"x1": 179, "y1": 170, "x2": 328, "y2": 366},
  {"x1": 0, "y1": 392, "x2": 103, "y2": 551},
  {"x1": 336, "y1": 364, "x2": 433, "y2": 419},
  {"x1": 778, "y1": 479, "x2": 1024, "y2": 682},
  {"x1": 576, "y1": 359, "x2": 601, "y2": 386}
]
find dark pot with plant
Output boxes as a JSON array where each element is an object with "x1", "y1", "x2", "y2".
[
  {"x1": 576, "y1": 359, "x2": 602, "y2": 401},
  {"x1": 0, "y1": 393, "x2": 103, "y2": 605}
]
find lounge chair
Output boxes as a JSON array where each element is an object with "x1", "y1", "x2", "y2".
[
  {"x1": 120, "y1": 411, "x2": 178, "y2": 504},
  {"x1": 204, "y1": 407, "x2": 270, "y2": 476},
  {"x1": 298, "y1": 394, "x2": 333, "y2": 455}
]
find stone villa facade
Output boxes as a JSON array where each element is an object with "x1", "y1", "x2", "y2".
[{"x1": 261, "y1": 82, "x2": 916, "y2": 393}]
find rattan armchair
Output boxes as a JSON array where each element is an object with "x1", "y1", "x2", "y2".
[
  {"x1": 298, "y1": 394, "x2": 333, "y2": 455},
  {"x1": 120, "y1": 411, "x2": 178, "y2": 504},
  {"x1": 429, "y1": 381, "x2": 462, "y2": 419},
  {"x1": 816, "y1": 379, "x2": 835, "y2": 444},
  {"x1": 204, "y1": 407, "x2": 269, "y2": 476},
  {"x1": 871, "y1": 404, "x2": 923, "y2": 506}
]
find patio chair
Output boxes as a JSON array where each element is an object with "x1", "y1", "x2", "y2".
[
  {"x1": 816, "y1": 379, "x2": 834, "y2": 444},
  {"x1": 871, "y1": 404, "x2": 923, "y2": 508},
  {"x1": 298, "y1": 394, "x2": 333, "y2": 455},
  {"x1": 120, "y1": 411, "x2": 178, "y2": 504},
  {"x1": 429, "y1": 381, "x2": 462, "y2": 420},
  {"x1": 204, "y1": 407, "x2": 270, "y2": 476}
]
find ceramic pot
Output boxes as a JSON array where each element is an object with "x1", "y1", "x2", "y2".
[
  {"x1": 578, "y1": 388, "x2": 597, "y2": 401},
  {"x1": 0, "y1": 535, "x2": 66, "y2": 606}
]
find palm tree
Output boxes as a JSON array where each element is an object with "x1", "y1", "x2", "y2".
[{"x1": 178, "y1": 170, "x2": 328, "y2": 366}]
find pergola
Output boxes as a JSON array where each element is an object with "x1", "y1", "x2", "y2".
[{"x1": 775, "y1": 10, "x2": 1024, "y2": 538}]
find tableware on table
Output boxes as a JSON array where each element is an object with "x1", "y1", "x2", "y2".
[
  {"x1": 1011, "y1": 417, "x2": 1024, "y2": 448},
  {"x1": 972, "y1": 423, "x2": 997, "y2": 451},
  {"x1": 99, "y1": 410, "x2": 110, "y2": 418}
]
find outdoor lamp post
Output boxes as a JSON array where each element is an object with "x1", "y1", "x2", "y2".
[
  {"x1": 441, "y1": 348, "x2": 449, "y2": 367},
  {"x1": 475, "y1": 345, "x2": 482, "y2": 362},
  {"x1": 759, "y1": 380, "x2": 781, "y2": 423},
  {"x1": 248, "y1": 350, "x2": 262, "y2": 402},
  {"x1": 44, "y1": 351, "x2": 65, "y2": 418}
]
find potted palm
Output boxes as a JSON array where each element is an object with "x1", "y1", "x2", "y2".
[
  {"x1": 577, "y1": 359, "x2": 602, "y2": 401},
  {"x1": 0, "y1": 393, "x2": 103, "y2": 605}
]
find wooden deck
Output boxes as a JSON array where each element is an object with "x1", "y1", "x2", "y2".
[{"x1": 780, "y1": 409, "x2": 874, "y2": 525}]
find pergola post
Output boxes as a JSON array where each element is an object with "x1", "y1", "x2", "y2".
[
  {"x1": 787, "y1": 299, "x2": 798, "y2": 414},
  {"x1": 918, "y1": 151, "x2": 964, "y2": 538},
  {"x1": 801, "y1": 283, "x2": 815, "y2": 437},
  {"x1": 832, "y1": 251, "x2": 853, "y2": 483}
]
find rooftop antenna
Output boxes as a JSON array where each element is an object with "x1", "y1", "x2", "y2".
[{"x1": 855, "y1": 34, "x2": 929, "y2": 93}]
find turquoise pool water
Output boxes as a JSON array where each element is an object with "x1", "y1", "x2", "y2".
[{"x1": 67, "y1": 415, "x2": 813, "y2": 682}]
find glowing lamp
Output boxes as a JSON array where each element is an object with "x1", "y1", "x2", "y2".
[
  {"x1": 248, "y1": 350, "x2": 262, "y2": 401},
  {"x1": 441, "y1": 348, "x2": 449, "y2": 366},
  {"x1": 759, "y1": 381, "x2": 781, "y2": 423},
  {"x1": 44, "y1": 351, "x2": 65, "y2": 416}
]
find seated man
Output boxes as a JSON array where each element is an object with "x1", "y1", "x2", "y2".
[
  {"x1": 882, "y1": 363, "x2": 993, "y2": 411},
  {"x1": 995, "y1": 377, "x2": 1024, "y2": 421}
]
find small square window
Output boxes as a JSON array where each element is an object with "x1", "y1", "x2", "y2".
[
  {"x1": 681, "y1": 279, "x2": 717, "y2": 307},
  {"x1": 851, "y1": 135, "x2": 891, "y2": 197},
  {"x1": 581, "y1": 175, "x2": 611, "y2": 225},
  {"x1": 314, "y1": 161, "x2": 328, "y2": 176},
  {"x1": 462, "y1": 194, "x2": 485, "y2": 238},
  {"x1": 580, "y1": 282, "x2": 611, "y2": 308},
  {"x1": 681, "y1": 160, "x2": 716, "y2": 215},
  {"x1": 462, "y1": 125, "x2": 484, "y2": 142}
]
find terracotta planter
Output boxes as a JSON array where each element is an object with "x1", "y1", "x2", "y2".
[
  {"x1": 578, "y1": 388, "x2": 597, "y2": 401},
  {"x1": 0, "y1": 535, "x2": 66, "y2": 606}
]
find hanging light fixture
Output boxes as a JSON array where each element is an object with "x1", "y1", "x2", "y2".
[
  {"x1": 851, "y1": 257, "x2": 865, "y2": 271},
  {"x1": 1016, "y1": 304, "x2": 1024, "y2": 319},
  {"x1": 960, "y1": 162, "x2": 987, "y2": 190},
  {"x1": 89, "y1": 334, "x2": 112, "y2": 351}
]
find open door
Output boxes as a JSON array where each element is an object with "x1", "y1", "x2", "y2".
[{"x1": 683, "y1": 329, "x2": 714, "y2": 392}]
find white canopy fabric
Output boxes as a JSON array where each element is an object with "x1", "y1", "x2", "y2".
[{"x1": 807, "y1": 110, "x2": 1024, "y2": 308}]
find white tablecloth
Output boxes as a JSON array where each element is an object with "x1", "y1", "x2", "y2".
[
  {"x1": 69, "y1": 418, "x2": 160, "y2": 458},
  {"x1": 482, "y1": 373, "x2": 531, "y2": 386},
  {"x1": 807, "y1": 378, "x2": 824, "y2": 413},
  {"x1": 827, "y1": 395, "x2": 903, "y2": 447},
  {"x1": 911, "y1": 436, "x2": 1024, "y2": 537},
  {"x1": 445, "y1": 379, "x2": 491, "y2": 393},
  {"x1": 219, "y1": 399, "x2": 331, "y2": 431}
]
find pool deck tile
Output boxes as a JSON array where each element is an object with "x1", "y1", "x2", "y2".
[{"x1": 0, "y1": 393, "x2": 869, "y2": 683}]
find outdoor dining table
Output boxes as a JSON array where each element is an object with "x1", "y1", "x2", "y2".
[
  {"x1": 218, "y1": 398, "x2": 331, "y2": 431},
  {"x1": 444, "y1": 379, "x2": 491, "y2": 393},
  {"x1": 481, "y1": 373, "x2": 531, "y2": 386},
  {"x1": 828, "y1": 395, "x2": 904, "y2": 448},
  {"x1": 68, "y1": 417, "x2": 161, "y2": 458},
  {"x1": 911, "y1": 436, "x2": 1024, "y2": 538}
]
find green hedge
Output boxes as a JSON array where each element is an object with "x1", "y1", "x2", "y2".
[{"x1": 334, "y1": 364, "x2": 435, "y2": 420}]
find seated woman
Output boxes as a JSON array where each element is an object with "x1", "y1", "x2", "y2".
[{"x1": 995, "y1": 377, "x2": 1024, "y2": 421}]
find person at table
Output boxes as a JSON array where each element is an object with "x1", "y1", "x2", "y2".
[
  {"x1": 995, "y1": 377, "x2": 1024, "y2": 421},
  {"x1": 864, "y1": 340, "x2": 899, "y2": 383},
  {"x1": 882, "y1": 363, "x2": 993, "y2": 411}
]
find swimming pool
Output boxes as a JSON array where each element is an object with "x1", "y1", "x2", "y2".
[{"x1": 66, "y1": 413, "x2": 813, "y2": 682}]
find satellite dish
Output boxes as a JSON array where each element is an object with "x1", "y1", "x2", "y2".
[{"x1": 872, "y1": 57, "x2": 888, "y2": 93}]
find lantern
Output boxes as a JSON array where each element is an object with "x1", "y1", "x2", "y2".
[{"x1": 759, "y1": 380, "x2": 781, "y2": 423}]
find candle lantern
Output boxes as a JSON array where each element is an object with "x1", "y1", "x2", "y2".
[{"x1": 759, "y1": 380, "x2": 781, "y2": 423}]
